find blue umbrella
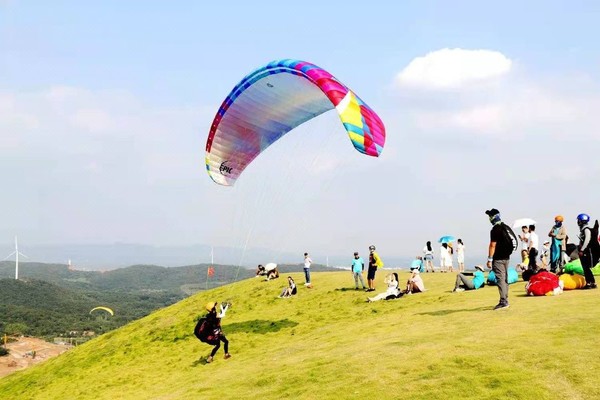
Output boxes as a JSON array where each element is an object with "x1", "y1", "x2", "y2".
[{"x1": 438, "y1": 235, "x2": 455, "y2": 244}]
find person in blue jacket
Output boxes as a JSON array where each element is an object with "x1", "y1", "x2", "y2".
[
  {"x1": 452, "y1": 265, "x2": 486, "y2": 292},
  {"x1": 410, "y1": 256, "x2": 424, "y2": 273}
]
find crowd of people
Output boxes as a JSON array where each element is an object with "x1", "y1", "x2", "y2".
[{"x1": 196, "y1": 208, "x2": 600, "y2": 362}]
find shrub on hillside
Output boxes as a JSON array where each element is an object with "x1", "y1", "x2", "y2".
[{"x1": 0, "y1": 347, "x2": 9, "y2": 357}]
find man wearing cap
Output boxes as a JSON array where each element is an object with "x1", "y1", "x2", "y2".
[
  {"x1": 351, "y1": 252, "x2": 367, "y2": 290},
  {"x1": 485, "y1": 208, "x2": 517, "y2": 310},
  {"x1": 367, "y1": 245, "x2": 383, "y2": 292},
  {"x1": 548, "y1": 215, "x2": 567, "y2": 273}
]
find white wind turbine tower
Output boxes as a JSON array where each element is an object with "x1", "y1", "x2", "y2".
[{"x1": 4, "y1": 236, "x2": 28, "y2": 280}]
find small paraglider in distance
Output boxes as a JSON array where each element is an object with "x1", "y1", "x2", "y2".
[{"x1": 89, "y1": 306, "x2": 114, "y2": 316}]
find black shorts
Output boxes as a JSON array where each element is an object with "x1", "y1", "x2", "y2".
[{"x1": 367, "y1": 266, "x2": 377, "y2": 280}]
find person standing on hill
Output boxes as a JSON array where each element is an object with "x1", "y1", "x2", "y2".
[
  {"x1": 367, "y1": 245, "x2": 383, "y2": 292},
  {"x1": 527, "y1": 225, "x2": 539, "y2": 273},
  {"x1": 351, "y1": 252, "x2": 367, "y2": 290},
  {"x1": 485, "y1": 208, "x2": 517, "y2": 310},
  {"x1": 577, "y1": 214, "x2": 597, "y2": 289},
  {"x1": 457, "y1": 239, "x2": 465, "y2": 272},
  {"x1": 548, "y1": 215, "x2": 567, "y2": 273},
  {"x1": 303, "y1": 253, "x2": 312, "y2": 287},
  {"x1": 423, "y1": 241, "x2": 434, "y2": 272},
  {"x1": 440, "y1": 243, "x2": 450, "y2": 273}
]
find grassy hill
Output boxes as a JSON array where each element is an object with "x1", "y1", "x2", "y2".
[{"x1": 1, "y1": 271, "x2": 599, "y2": 399}]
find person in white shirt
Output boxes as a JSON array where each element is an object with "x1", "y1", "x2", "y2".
[
  {"x1": 456, "y1": 239, "x2": 465, "y2": 272},
  {"x1": 440, "y1": 243, "x2": 451, "y2": 272},
  {"x1": 527, "y1": 225, "x2": 539, "y2": 272},
  {"x1": 367, "y1": 273, "x2": 399, "y2": 302},
  {"x1": 422, "y1": 241, "x2": 434, "y2": 272},
  {"x1": 303, "y1": 253, "x2": 312, "y2": 286}
]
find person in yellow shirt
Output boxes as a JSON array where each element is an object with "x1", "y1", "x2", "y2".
[
  {"x1": 367, "y1": 245, "x2": 384, "y2": 292},
  {"x1": 516, "y1": 250, "x2": 529, "y2": 272}
]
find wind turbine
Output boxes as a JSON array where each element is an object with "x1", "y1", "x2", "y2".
[{"x1": 4, "y1": 236, "x2": 28, "y2": 280}]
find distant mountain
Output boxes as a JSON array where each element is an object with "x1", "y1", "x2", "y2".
[
  {"x1": 0, "y1": 243, "x2": 303, "y2": 269},
  {"x1": 0, "y1": 261, "x2": 341, "y2": 338},
  {"x1": 0, "y1": 242, "x2": 433, "y2": 270},
  {"x1": 0, "y1": 261, "x2": 342, "y2": 293}
]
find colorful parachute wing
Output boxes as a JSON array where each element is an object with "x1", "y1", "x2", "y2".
[
  {"x1": 89, "y1": 306, "x2": 114, "y2": 316},
  {"x1": 205, "y1": 59, "x2": 386, "y2": 186}
]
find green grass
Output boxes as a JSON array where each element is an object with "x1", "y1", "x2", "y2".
[{"x1": 1, "y1": 271, "x2": 599, "y2": 400}]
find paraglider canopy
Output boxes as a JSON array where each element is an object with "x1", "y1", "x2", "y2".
[
  {"x1": 205, "y1": 59, "x2": 386, "y2": 186},
  {"x1": 89, "y1": 306, "x2": 114, "y2": 316}
]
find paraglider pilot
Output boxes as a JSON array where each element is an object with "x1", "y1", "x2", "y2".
[{"x1": 195, "y1": 301, "x2": 231, "y2": 363}]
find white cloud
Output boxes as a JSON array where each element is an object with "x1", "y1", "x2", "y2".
[
  {"x1": 409, "y1": 85, "x2": 599, "y2": 137},
  {"x1": 395, "y1": 48, "x2": 512, "y2": 89},
  {"x1": 70, "y1": 108, "x2": 115, "y2": 133}
]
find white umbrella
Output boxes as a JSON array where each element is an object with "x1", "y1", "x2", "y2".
[
  {"x1": 512, "y1": 218, "x2": 536, "y2": 229},
  {"x1": 264, "y1": 263, "x2": 277, "y2": 272}
]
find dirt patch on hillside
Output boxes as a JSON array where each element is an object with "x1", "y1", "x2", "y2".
[{"x1": 0, "y1": 337, "x2": 72, "y2": 379}]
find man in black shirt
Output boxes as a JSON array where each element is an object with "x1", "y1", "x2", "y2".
[{"x1": 485, "y1": 208, "x2": 516, "y2": 310}]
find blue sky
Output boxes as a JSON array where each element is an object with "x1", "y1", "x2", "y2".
[{"x1": 1, "y1": 1, "x2": 599, "y2": 266}]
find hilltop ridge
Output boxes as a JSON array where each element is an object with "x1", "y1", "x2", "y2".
[{"x1": 1, "y1": 271, "x2": 599, "y2": 399}]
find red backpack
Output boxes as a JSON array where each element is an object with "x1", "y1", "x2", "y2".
[{"x1": 194, "y1": 317, "x2": 221, "y2": 345}]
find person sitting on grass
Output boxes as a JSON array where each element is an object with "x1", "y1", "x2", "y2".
[
  {"x1": 452, "y1": 265, "x2": 486, "y2": 292},
  {"x1": 278, "y1": 276, "x2": 297, "y2": 298},
  {"x1": 266, "y1": 266, "x2": 279, "y2": 281},
  {"x1": 367, "y1": 273, "x2": 399, "y2": 302},
  {"x1": 405, "y1": 266, "x2": 425, "y2": 294},
  {"x1": 487, "y1": 267, "x2": 519, "y2": 286},
  {"x1": 516, "y1": 250, "x2": 529, "y2": 272},
  {"x1": 410, "y1": 256, "x2": 424, "y2": 273}
]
